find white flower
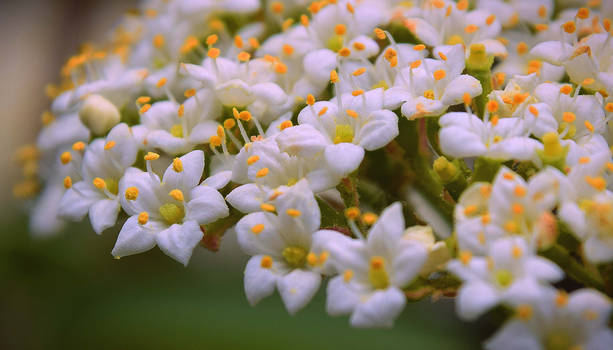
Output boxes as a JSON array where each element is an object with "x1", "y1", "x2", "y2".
[
  {"x1": 488, "y1": 73, "x2": 539, "y2": 118},
  {"x1": 448, "y1": 237, "x2": 562, "y2": 321},
  {"x1": 323, "y1": 203, "x2": 428, "y2": 328},
  {"x1": 439, "y1": 112, "x2": 541, "y2": 161},
  {"x1": 277, "y1": 88, "x2": 398, "y2": 176},
  {"x1": 235, "y1": 179, "x2": 331, "y2": 314},
  {"x1": 485, "y1": 288, "x2": 613, "y2": 350},
  {"x1": 477, "y1": 0, "x2": 553, "y2": 27},
  {"x1": 388, "y1": 44, "x2": 482, "y2": 119},
  {"x1": 140, "y1": 91, "x2": 220, "y2": 154},
  {"x1": 111, "y1": 150, "x2": 229, "y2": 265},
  {"x1": 58, "y1": 123, "x2": 138, "y2": 234}
]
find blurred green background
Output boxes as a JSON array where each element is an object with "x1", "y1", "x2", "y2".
[{"x1": 1, "y1": 1, "x2": 487, "y2": 349}]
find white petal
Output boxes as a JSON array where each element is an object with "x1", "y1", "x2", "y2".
[
  {"x1": 277, "y1": 269, "x2": 321, "y2": 315},
  {"x1": 324, "y1": 143, "x2": 365, "y2": 175},
  {"x1": 456, "y1": 281, "x2": 499, "y2": 321},
  {"x1": 226, "y1": 183, "x2": 267, "y2": 213},
  {"x1": 275, "y1": 124, "x2": 327, "y2": 158},
  {"x1": 203, "y1": 171, "x2": 232, "y2": 190},
  {"x1": 529, "y1": 41, "x2": 572, "y2": 65},
  {"x1": 441, "y1": 75, "x2": 482, "y2": 106},
  {"x1": 58, "y1": 183, "x2": 99, "y2": 221},
  {"x1": 244, "y1": 255, "x2": 279, "y2": 306},
  {"x1": 484, "y1": 320, "x2": 541, "y2": 350},
  {"x1": 186, "y1": 185, "x2": 229, "y2": 224},
  {"x1": 111, "y1": 216, "x2": 157, "y2": 258},
  {"x1": 155, "y1": 221, "x2": 203, "y2": 266},
  {"x1": 162, "y1": 150, "x2": 204, "y2": 191},
  {"x1": 356, "y1": 110, "x2": 398, "y2": 151},
  {"x1": 188, "y1": 121, "x2": 219, "y2": 144},
  {"x1": 89, "y1": 199, "x2": 120, "y2": 234},
  {"x1": 325, "y1": 275, "x2": 360, "y2": 316},
  {"x1": 350, "y1": 287, "x2": 406, "y2": 328}
]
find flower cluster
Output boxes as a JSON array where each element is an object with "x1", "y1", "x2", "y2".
[{"x1": 15, "y1": 0, "x2": 613, "y2": 347}]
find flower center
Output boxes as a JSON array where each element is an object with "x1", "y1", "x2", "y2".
[
  {"x1": 368, "y1": 256, "x2": 390, "y2": 289},
  {"x1": 494, "y1": 269, "x2": 513, "y2": 287},
  {"x1": 334, "y1": 124, "x2": 354, "y2": 144},
  {"x1": 170, "y1": 124, "x2": 184, "y2": 138},
  {"x1": 544, "y1": 331, "x2": 574, "y2": 350},
  {"x1": 423, "y1": 89, "x2": 435, "y2": 100},
  {"x1": 282, "y1": 246, "x2": 308, "y2": 268},
  {"x1": 159, "y1": 203, "x2": 185, "y2": 225},
  {"x1": 326, "y1": 35, "x2": 344, "y2": 52},
  {"x1": 446, "y1": 34, "x2": 465, "y2": 46},
  {"x1": 104, "y1": 177, "x2": 118, "y2": 195}
]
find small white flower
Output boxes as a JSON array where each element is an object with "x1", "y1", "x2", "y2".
[
  {"x1": 323, "y1": 203, "x2": 428, "y2": 328},
  {"x1": 485, "y1": 288, "x2": 613, "y2": 350},
  {"x1": 477, "y1": 0, "x2": 553, "y2": 27},
  {"x1": 112, "y1": 150, "x2": 229, "y2": 265},
  {"x1": 448, "y1": 237, "x2": 562, "y2": 321}
]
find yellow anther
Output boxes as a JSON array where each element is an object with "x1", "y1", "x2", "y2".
[
  {"x1": 282, "y1": 44, "x2": 294, "y2": 56},
  {"x1": 335, "y1": 24, "x2": 347, "y2": 36},
  {"x1": 460, "y1": 251, "x2": 472, "y2": 265},
  {"x1": 535, "y1": 24, "x2": 549, "y2": 31},
  {"x1": 217, "y1": 125, "x2": 225, "y2": 138},
  {"x1": 512, "y1": 203, "x2": 524, "y2": 215},
  {"x1": 144, "y1": 152, "x2": 160, "y2": 161},
  {"x1": 223, "y1": 118, "x2": 236, "y2": 129},
  {"x1": 345, "y1": 207, "x2": 361, "y2": 219},
  {"x1": 562, "y1": 112, "x2": 576, "y2": 123},
  {"x1": 486, "y1": 14, "x2": 496, "y2": 25},
  {"x1": 274, "y1": 62, "x2": 287, "y2": 74},
  {"x1": 206, "y1": 34, "x2": 218, "y2": 46},
  {"x1": 361, "y1": 212, "x2": 378, "y2": 225},
  {"x1": 374, "y1": 28, "x2": 386, "y2": 40},
  {"x1": 138, "y1": 212, "x2": 149, "y2": 225},
  {"x1": 251, "y1": 224, "x2": 265, "y2": 234},
  {"x1": 555, "y1": 291, "x2": 569, "y2": 307},
  {"x1": 256, "y1": 168, "x2": 269, "y2": 177},
  {"x1": 180, "y1": 36, "x2": 199, "y2": 54},
  {"x1": 538, "y1": 5, "x2": 548, "y2": 18},
  {"x1": 585, "y1": 120, "x2": 595, "y2": 132},
  {"x1": 260, "y1": 255, "x2": 273, "y2": 268},
  {"x1": 209, "y1": 135, "x2": 222, "y2": 147},
  {"x1": 247, "y1": 155, "x2": 260, "y2": 165},
  {"x1": 457, "y1": 0, "x2": 468, "y2": 10},
  {"x1": 604, "y1": 18, "x2": 611, "y2": 32},
  {"x1": 352, "y1": 89, "x2": 364, "y2": 96},
  {"x1": 170, "y1": 158, "x2": 182, "y2": 173},
  {"x1": 234, "y1": 35, "x2": 243, "y2": 48},
  {"x1": 156, "y1": 78, "x2": 167, "y2": 88},
  {"x1": 432, "y1": 0, "x2": 445, "y2": 8},
  {"x1": 559, "y1": 85, "x2": 573, "y2": 95},
  {"x1": 463, "y1": 93, "x2": 472, "y2": 106},
  {"x1": 346, "y1": 2, "x2": 355, "y2": 13},
  {"x1": 279, "y1": 120, "x2": 293, "y2": 130},
  {"x1": 433, "y1": 69, "x2": 446, "y2": 81},
  {"x1": 260, "y1": 203, "x2": 276, "y2": 212},
  {"x1": 169, "y1": 189, "x2": 184, "y2": 202},
  {"x1": 208, "y1": 47, "x2": 220, "y2": 58},
  {"x1": 464, "y1": 205, "x2": 478, "y2": 216},
  {"x1": 306, "y1": 94, "x2": 315, "y2": 105},
  {"x1": 153, "y1": 34, "x2": 165, "y2": 48},
  {"x1": 577, "y1": 8, "x2": 589, "y2": 19},
  {"x1": 481, "y1": 213, "x2": 491, "y2": 224},
  {"x1": 384, "y1": 47, "x2": 397, "y2": 61},
  {"x1": 513, "y1": 185, "x2": 526, "y2": 197},
  {"x1": 338, "y1": 47, "x2": 351, "y2": 57},
  {"x1": 248, "y1": 37, "x2": 260, "y2": 49},
  {"x1": 184, "y1": 89, "x2": 196, "y2": 98},
  {"x1": 136, "y1": 96, "x2": 151, "y2": 104},
  {"x1": 60, "y1": 151, "x2": 72, "y2": 164},
  {"x1": 286, "y1": 209, "x2": 302, "y2": 217},
  {"x1": 495, "y1": 72, "x2": 506, "y2": 86},
  {"x1": 438, "y1": 52, "x2": 447, "y2": 61},
  {"x1": 330, "y1": 70, "x2": 339, "y2": 83},
  {"x1": 486, "y1": 100, "x2": 499, "y2": 113},
  {"x1": 124, "y1": 187, "x2": 139, "y2": 201},
  {"x1": 238, "y1": 110, "x2": 252, "y2": 121},
  {"x1": 585, "y1": 176, "x2": 606, "y2": 191},
  {"x1": 104, "y1": 141, "x2": 116, "y2": 150},
  {"x1": 282, "y1": 18, "x2": 294, "y2": 31},
  {"x1": 318, "y1": 107, "x2": 328, "y2": 116},
  {"x1": 464, "y1": 24, "x2": 478, "y2": 34},
  {"x1": 178, "y1": 104, "x2": 185, "y2": 117},
  {"x1": 307, "y1": 252, "x2": 318, "y2": 266},
  {"x1": 529, "y1": 105, "x2": 539, "y2": 117},
  {"x1": 516, "y1": 305, "x2": 533, "y2": 320},
  {"x1": 352, "y1": 67, "x2": 366, "y2": 77},
  {"x1": 346, "y1": 109, "x2": 358, "y2": 118},
  {"x1": 516, "y1": 42, "x2": 528, "y2": 55},
  {"x1": 414, "y1": 44, "x2": 426, "y2": 51},
  {"x1": 563, "y1": 21, "x2": 576, "y2": 33},
  {"x1": 93, "y1": 177, "x2": 106, "y2": 190},
  {"x1": 63, "y1": 176, "x2": 72, "y2": 189},
  {"x1": 343, "y1": 269, "x2": 354, "y2": 282},
  {"x1": 504, "y1": 220, "x2": 519, "y2": 233},
  {"x1": 353, "y1": 42, "x2": 365, "y2": 50},
  {"x1": 139, "y1": 104, "x2": 151, "y2": 114},
  {"x1": 300, "y1": 14, "x2": 310, "y2": 27},
  {"x1": 605, "y1": 103, "x2": 613, "y2": 113},
  {"x1": 270, "y1": 1, "x2": 283, "y2": 13}
]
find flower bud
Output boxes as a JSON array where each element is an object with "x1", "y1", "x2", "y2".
[
  {"x1": 78, "y1": 94, "x2": 120, "y2": 135},
  {"x1": 433, "y1": 156, "x2": 458, "y2": 184},
  {"x1": 404, "y1": 226, "x2": 451, "y2": 277}
]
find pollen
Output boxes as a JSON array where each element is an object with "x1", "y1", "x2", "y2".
[
  {"x1": 605, "y1": 103, "x2": 613, "y2": 112},
  {"x1": 156, "y1": 78, "x2": 167, "y2": 88},
  {"x1": 346, "y1": 109, "x2": 358, "y2": 118},
  {"x1": 140, "y1": 104, "x2": 151, "y2": 114},
  {"x1": 260, "y1": 255, "x2": 273, "y2": 268},
  {"x1": 144, "y1": 152, "x2": 160, "y2": 161},
  {"x1": 345, "y1": 207, "x2": 361, "y2": 219},
  {"x1": 307, "y1": 252, "x2": 318, "y2": 266},
  {"x1": 125, "y1": 187, "x2": 139, "y2": 200},
  {"x1": 413, "y1": 44, "x2": 426, "y2": 51},
  {"x1": 251, "y1": 224, "x2": 265, "y2": 234},
  {"x1": 432, "y1": 0, "x2": 445, "y2": 9},
  {"x1": 512, "y1": 203, "x2": 524, "y2": 215},
  {"x1": 503, "y1": 172, "x2": 515, "y2": 180},
  {"x1": 153, "y1": 34, "x2": 165, "y2": 48},
  {"x1": 516, "y1": 305, "x2": 533, "y2": 320},
  {"x1": 456, "y1": 0, "x2": 468, "y2": 10},
  {"x1": 410, "y1": 60, "x2": 421, "y2": 69},
  {"x1": 438, "y1": 51, "x2": 447, "y2": 61},
  {"x1": 352, "y1": 67, "x2": 366, "y2": 76},
  {"x1": 206, "y1": 34, "x2": 218, "y2": 46},
  {"x1": 583, "y1": 78, "x2": 595, "y2": 85},
  {"x1": 535, "y1": 24, "x2": 549, "y2": 32},
  {"x1": 585, "y1": 176, "x2": 606, "y2": 191},
  {"x1": 282, "y1": 44, "x2": 294, "y2": 56},
  {"x1": 584, "y1": 120, "x2": 595, "y2": 132},
  {"x1": 279, "y1": 120, "x2": 293, "y2": 130},
  {"x1": 338, "y1": 47, "x2": 351, "y2": 57},
  {"x1": 481, "y1": 213, "x2": 491, "y2": 225},
  {"x1": 464, "y1": 24, "x2": 478, "y2": 34},
  {"x1": 486, "y1": 14, "x2": 496, "y2": 25},
  {"x1": 555, "y1": 291, "x2": 568, "y2": 307},
  {"x1": 184, "y1": 89, "x2": 196, "y2": 98},
  {"x1": 529, "y1": 105, "x2": 539, "y2": 117},
  {"x1": 270, "y1": 1, "x2": 283, "y2": 13},
  {"x1": 207, "y1": 47, "x2": 220, "y2": 58},
  {"x1": 346, "y1": 2, "x2": 354, "y2": 13},
  {"x1": 351, "y1": 89, "x2": 364, "y2": 96},
  {"x1": 318, "y1": 107, "x2": 328, "y2": 116},
  {"x1": 563, "y1": 21, "x2": 576, "y2": 33},
  {"x1": 93, "y1": 177, "x2": 106, "y2": 190},
  {"x1": 577, "y1": 8, "x2": 589, "y2": 19},
  {"x1": 223, "y1": 118, "x2": 236, "y2": 129},
  {"x1": 374, "y1": 28, "x2": 386, "y2": 40},
  {"x1": 538, "y1": 5, "x2": 547, "y2": 18},
  {"x1": 247, "y1": 155, "x2": 260, "y2": 165},
  {"x1": 480, "y1": 184, "x2": 492, "y2": 197},
  {"x1": 462, "y1": 93, "x2": 472, "y2": 106},
  {"x1": 63, "y1": 176, "x2": 72, "y2": 189},
  {"x1": 177, "y1": 105, "x2": 184, "y2": 117},
  {"x1": 300, "y1": 14, "x2": 309, "y2": 27},
  {"x1": 486, "y1": 100, "x2": 499, "y2": 113},
  {"x1": 286, "y1": 209, "x2": 302, "y2": 217},
  {"x1": 274, "y1": 62, "x2": 287, "y2": 74},
  {"x1": 343, "y1": 269, "x2": 354, "y2": 282},
  {"x1": 138, "y1": 212, "x2": 149, "y2": 225},
  {"x1": 170, "y1": 158, "x2": 182, "y2": 173},
  {"x1": 60, "y1": 151, "x2": 72, "y2": 164},
  {"x1": 433, "y1": 69, "x2": 446, "y2": 81},
  {"x1": 516, "y1": 42, "x2": 528, "y2": 55},
  {"x1": 136, "y1": 96, "x2": 151, "y2": 104},
  {"x1": 460, "y1": 251, "x2": 472, "y2": 265},
  {"x1": 260, "y1": 203, "x2": 275, "y2": 212},
  {"x1": 330, "y1": 70, "x2": 339, "y2": 83},
  {"x1": 217, "y1": 125, "x2": 225, "y2": 138},
  {"x1": 353, "y1": 42, "x2": 365, "y2": 50},
  {"x1": 562, "y1": 112, "x2": 576, "y2": 123},
  {"x1": 248, "y1": 37, "x2": 260, "y2": 49},
  {"x1": 514, "y1": 185, "x2": 526, "y2": 197},
  {"x1": 169, "y1": 189, "x2": 184, "y2": 202},
  {"x1": 256, "y1": 168, "x2": 269, "y2": 177},
  {"x1": 504, "y1": 221, "x2": 519, "y2": 233},
  {"x1": 463, "y1": 205, "x2": 478, "y2": 216},
  {"x1": 335, "y1": 24, "x2": 347, "y2": 36},
  {"x1": 104, "y1": 141, "x2": 116, "y2": 150},
  {"x1": 361, "y1": 212, "x2": 378, "y2": 225},
  {"x1": 234, "y1": 35, "x2": 243, "y2": 48}
]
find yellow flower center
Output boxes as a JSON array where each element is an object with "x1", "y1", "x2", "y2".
[
  {"x1": 446, "y1": 34, "x2": 465, "y2": 46},
  {"x1": 334, "y1": 124, "x2": 354, "y2": 144},
  {"x1": 282, "y1": 246, "x2": 308, "y2": 268},
  {"x1": 368, "y1": 256, "x2": 390, "y2": 289},
  {"x1": 159, "y1": 203, "x2": 185, "y2": 225},
  {"x1": 170, "y1": 124, "x2": 184, "y2": 138},
  {"x1": 495, "y1": 269, "x2": 513, "y2": 287}
]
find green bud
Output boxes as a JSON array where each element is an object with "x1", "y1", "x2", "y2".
[{"x1": 433, "y1": 156, "x2": 458, "y2": 184}]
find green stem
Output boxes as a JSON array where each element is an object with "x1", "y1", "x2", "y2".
[
  {"x1": 337, "y1": 175, "x2": 359, "y2": 209},
  {"x1": 470, "y1": 157, "x2": 501, "y2": 183},
  {"x1": 540, "y1": 244, "x2": 607, "y2": 294}
]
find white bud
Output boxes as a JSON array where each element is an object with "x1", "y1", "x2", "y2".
[
  {"x1": 78, "y1": 94, "x2": 120, "y2": 135},
  {"x1": 404, "y1": 226, "x2": 451, "y2": 277}
]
